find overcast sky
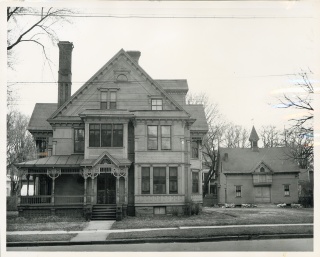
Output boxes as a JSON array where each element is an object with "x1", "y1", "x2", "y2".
[{"x1": 5, "y1": 1, "x2": 320, "y2": 134}]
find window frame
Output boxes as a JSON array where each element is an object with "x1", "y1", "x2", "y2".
[
  {"x1": 192, "y1": 171, "x2": 199, "y2": 193},
  {"x1": 100, "y1": 91, "x2": 117, "y2": 110},
  {"x1": 161, "y1": 125, "x2": 171, "y2": 150},
  {"x1": 284, "y1": 185, "x2": 290, "y2": 196},
  {"x1": 74, "y1": 128, "x2": 85, "y2": 153},
  {"x1": 153, "y1": 167, "x2": 166, "y2": 194},
  {"x1": 151, "y1": 99, "x2": 163, "y2": 110},
  {"x1": 141, "y1": 167, "x2": 150, "y2": 194},
  {"x1": 169, "y1": 167, "x2": 178, "y2": 194},
  {"x1": 236, "y1": 185, "x2": 242, "y2": 197},
  {"x1": 89, "y1": 124, "x2": 123, "y2": 148},
  {"x1": 147, "y1": 125, "x2": 158, "y2": 150},
  {"x1": 191, "y1": 140, "x2": 199, "y2": 159}
]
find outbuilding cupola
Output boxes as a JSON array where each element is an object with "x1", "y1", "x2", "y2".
[{"x1": 249, "y1": 125, "x2": 259, "y2": 151}]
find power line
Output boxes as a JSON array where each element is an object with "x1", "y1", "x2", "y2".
[
  {"x1": 7, "y1": 73, "x2": 313, "y2": 84},
  {"x1": 14, "y1": 12, "x2": 313, "y2": 19}
]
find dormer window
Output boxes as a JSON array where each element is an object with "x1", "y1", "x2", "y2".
[
  {"x1": 101, "y1": 91, "x2": 117, "y2": 110},
  {"x1": 260, "y1": 167, "x2": 265, "y2": 173},
  {"x1": 151, "y1": 99, "x2": 163, "y2": 110}
]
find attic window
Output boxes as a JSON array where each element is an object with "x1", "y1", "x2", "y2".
[
  {"x1": 151, "y1": 99, "x2": 163, "y2": 110},
  {"x1": 260, "y1": 167, "x2": 265, "y2": 172},
  {"x1": 117, "y1": 74, "x2": 128, "y2": 82}
]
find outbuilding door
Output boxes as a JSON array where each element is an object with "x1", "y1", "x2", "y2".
[{"x1": 254, "y1": 186, "x2": 271, "y2": 203}]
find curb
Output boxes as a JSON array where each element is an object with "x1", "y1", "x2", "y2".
[{"x1": 7, "y1": 233, "x2": 313, "y2": 247}]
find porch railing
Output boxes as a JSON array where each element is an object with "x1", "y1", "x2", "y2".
[
  {"x1": 19, "y1": 195, "x2": 92, "y2": 206},
  {"x1": 20, "y1": 195, "x2": 51, "y2": 205}
]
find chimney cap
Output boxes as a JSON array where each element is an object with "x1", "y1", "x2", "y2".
[{"x1": 126, "y1": 51, "x2": 141, "y2": 63}]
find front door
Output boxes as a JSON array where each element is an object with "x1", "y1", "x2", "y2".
[
  {"x1": 97, "y1": 173, "x2": 116, "y2": 204},
  {"x1": 254, "y1": 186, "x2": 271, "y2": 203}
]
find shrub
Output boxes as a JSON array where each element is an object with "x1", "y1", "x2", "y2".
[{"x1": 171, "y1": 207, "x2": 180, "y2": 216}]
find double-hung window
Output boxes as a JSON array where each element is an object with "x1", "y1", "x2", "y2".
[
  {"x1": 169, "y1": 167, "x2": 178, "y2": 194},
  {"x1": 153, "y1": 167, "x2": 166, "y2": 194},
  {"x1": 89, "y1": 124, "x2": 100, "y2": 147},
  {"x1": 148, "y1": 125, "x2": 171, "y2": 150},
  {"x1": 161, "y1": 126, "x2": 171, "y2": 150},
  {"x1": 151, "y1": 99, "x2": 163, "y2": 110},
  {"x1": 74, "y1": 129, "x2": 85, "y2": 153},
  {"x1": 284, "y1": 185, "x2": 290, "y2": 196},
  {"x1": 236, "y1": 186, "x2": 242, "y2": 197},
  {"x1": 191, "y1": 140, "x2": 199, "y2": 158},
  {"x1": 141, "y1": 167, "x2": 150, "y2": 194},
  {"x1": 192, "y1": 172, "x2": 199, "y2": 193},
  {"x1": 89, "y1": 124, "x2": 123, "y2": 147},
  {"x1": 148, "y1": 126, "x2": 158, "y2": 150},
  {"x1": 101, "y1": 91, "x2": 117, "y2": 109}
]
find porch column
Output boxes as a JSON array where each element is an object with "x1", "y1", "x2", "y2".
[
  {"x1": 91, "y1": 177, "x2": 95, "y2": 204},
  {"x1": 116, "y1": 176, "x2": 120, "y2": 204},
  {"x1": 83, "y1": 178, "x2": 87, "y2": 205},
  {"x1": 51, "y1": 178, "x2": 55, "y2": 205},
  {"x1": 33, "y1": 175, "x2": 36, "y2": 196},
  {"x1": 124, "y1": 169, "x2": 128, "y2": 204},
  {"x1": 47, "y1": 168, "x2": 61, "y2": 206},
  {"x1": 26, "y1": 174, "x2": 30, "y2": 196}
]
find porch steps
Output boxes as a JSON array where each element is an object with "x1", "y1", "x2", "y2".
[{"x1": 91, "y1": 205, "x2": 116, "y2": 220}]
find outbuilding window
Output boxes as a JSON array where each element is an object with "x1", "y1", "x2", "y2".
[
  {"x1": 284, "y1": 185, "x2": 290, "y2": 196},
  {"x1": 236, "y1": 186, "x2": 242, "y2": 197}
]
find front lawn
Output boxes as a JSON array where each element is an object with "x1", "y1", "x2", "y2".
[
  {"x1": 107, "y1": 225, "x2": 313, "y2": 240},
  {"x1": 112, "y1": 207, "x2": 313, "y2": 230},
  {"x1": 7, "y1": 216, "x2": 88, "y2": 231},
  {"x1": 7, "y1": 234, "x2": 77, "y2": 242}
]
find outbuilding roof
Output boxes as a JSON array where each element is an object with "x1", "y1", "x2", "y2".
[
  {"x1": 219, "y1": 147, "x2": 300, "y2": 173},
  {"x1": 28, "y1": 103, "x2": 57, "y2": 131}
]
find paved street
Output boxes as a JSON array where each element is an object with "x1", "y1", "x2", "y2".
[{"x1": 7, "y1": 238, "x2": 313, "y2": 251}]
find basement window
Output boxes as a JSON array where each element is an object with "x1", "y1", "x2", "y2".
[{"x1": 154, "y1": 206, "x2": 166, "y2": 215}]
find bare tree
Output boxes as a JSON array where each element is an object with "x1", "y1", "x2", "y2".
[
  {"x1": 186, "y1": 93, "x2": 226, "y2": 196},
  {"x1": 278, "y1": 72, "x2": 314, "y2": 168},
  {"x1": 260, "y1": 125, "x2": 282, "y2": 148},
  {"x1": 7, "y1": 7, "x2": 73, "y2": 68},
  {"x1": 221, "y1": 123, "x2": 250, "y2": 148},
  {"x1": 7, "y1": 110, "x2": 37, "y2": 195},
  {"x1": 278, "y1": 72, "x2": 313, "y2": 135}
]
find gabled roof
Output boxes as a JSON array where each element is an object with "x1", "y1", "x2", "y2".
[
  {"x1": 184, "y1": 105, "x2": 208, "y2": 132},
  {"x1": 219, "y1": 147, "x2": 300, "y2": 174},
  {"x1": 15, "y1": 155, "x2": 84, "y2": 168},
  {"x1": 28, "y1": 103, "x2": 57, "y2": 131},
  {"x1": 81, "y1": 151, "x2": 132, "y2": 167},
  {"x1": 249, "y1": 126, "x2": 259, "y2": 142},
  {"x1": 49, "y1": 49, "x2": 187, "y2": 121}
]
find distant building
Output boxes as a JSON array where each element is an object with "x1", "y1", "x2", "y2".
[
  {"x1": 15, "y1": 42, "x2": 208, "y2": 219},
  {"x1": 215, "y1": 126, "x2": 300, "y2": 205}
]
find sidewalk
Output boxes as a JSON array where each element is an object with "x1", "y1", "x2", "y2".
[{"x1": 7, "y1": 222, "x2": 313, "y2": 237}]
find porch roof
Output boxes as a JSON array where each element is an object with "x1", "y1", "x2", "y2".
[
  {"x1": 15, "y1": 155, "x2": 84, "y2": 168},
  {"x1": 81, "y1": 151, "x2": 132, "y2": 167}
]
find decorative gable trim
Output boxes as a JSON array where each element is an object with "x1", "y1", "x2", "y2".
[
  {"x1": 252, "y1": 161, "x2": 274, "y2": 174},
  {"x1": 49, "y1": 49, "x2": 189, "y2": 121}
]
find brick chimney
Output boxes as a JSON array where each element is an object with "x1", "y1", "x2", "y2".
[
  {"x1": 58, "y1": 41, "x2": 73, "y2": 108},
  {"x1": 126, "y1": 51, "x2": 141, "y2": 63}
]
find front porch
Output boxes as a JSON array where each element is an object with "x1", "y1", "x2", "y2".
[{"x1": 15, "y1": 153, "x2": 132, "y2": 221}]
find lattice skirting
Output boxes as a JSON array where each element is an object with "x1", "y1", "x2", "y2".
[{"x1": 19, "y1": 208, "x2": 84, "y2": 218}]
